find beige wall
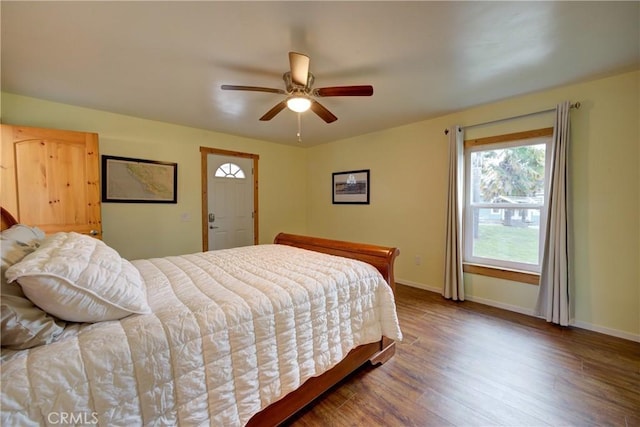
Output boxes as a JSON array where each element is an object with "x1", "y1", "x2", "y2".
[
  {"x1": 0, "y1": 93, "x2": 309, "y2": 259},
  {"x1": 307, "y1": 70, "x2": 639, "y2": 340},
  {"x1": 2, "y1": 69, "x2": 638, "y2": 340}
]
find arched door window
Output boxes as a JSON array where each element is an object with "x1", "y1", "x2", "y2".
[{"x1": 215, "y1": 162, "x2": 245, "y2": 178}]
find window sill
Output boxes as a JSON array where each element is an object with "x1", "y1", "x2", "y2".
[{"x1": 463, "y1": 263, "x2": 539, "y2": 286}]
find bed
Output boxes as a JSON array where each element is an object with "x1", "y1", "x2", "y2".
[{"x1": 0, "y1": 207, "x2": 401, "y2": 426}]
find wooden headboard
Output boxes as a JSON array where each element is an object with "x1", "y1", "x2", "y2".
[{"x1": 1, "y1": 207, "x2": 18, "y2": 231}]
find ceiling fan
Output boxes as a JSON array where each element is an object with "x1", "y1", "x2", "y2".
[{"x1": 221, "y1": 52, "x2": 373, "y2": 124}]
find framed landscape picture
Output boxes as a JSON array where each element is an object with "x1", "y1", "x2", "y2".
[
  {"x1": 102, "y1": 155, "x2": 177, "y2": 203},
  {"x1": 332, "y1": 169, "x2": 370, "y2": 204}
]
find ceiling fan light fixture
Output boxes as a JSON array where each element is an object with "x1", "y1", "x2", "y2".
[
  {"x1": 222, "y1": 52, "x2": 372, "y2": 124},
  {"x1": 286, "y1": 96, "x2": 311, "y2": 113}
]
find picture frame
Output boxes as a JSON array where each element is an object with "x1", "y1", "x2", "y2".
[
  {"x1": 332, "y1": 169, "x2": 370, "y2": 204},
  {"x1": 102, "y1": 155, "x2": 178, "y2": 203}
]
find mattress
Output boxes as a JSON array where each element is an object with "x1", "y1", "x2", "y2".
[{"x1": 1, "y1": 244, "x2": 402, "y2": 426}]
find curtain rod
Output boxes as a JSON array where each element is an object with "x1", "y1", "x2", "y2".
[{"x1": 444, "y1": 102, "x2": 580, "y2": 134}]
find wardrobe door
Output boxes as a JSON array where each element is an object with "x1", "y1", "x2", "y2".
[{"x1": 1, "y1": 124, "x2": 102, "y2": 238}]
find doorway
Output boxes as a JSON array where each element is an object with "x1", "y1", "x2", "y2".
[{"x1": 200, "y1": 147, "x2": 259, "y2": 251}]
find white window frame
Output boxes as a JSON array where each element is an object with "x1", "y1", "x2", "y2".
[
  {"x1": 463, "y1": 133, "x2": 552, "y2": 274},
  {"x1": 215, "y1": 162, "x2": 246, "y2": 179}
]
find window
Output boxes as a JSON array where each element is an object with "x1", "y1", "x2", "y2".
[
  {"x1": 463, "y1": 128, "x2": 553, "y2": 276},
  {"x1": 215, "y1": 162, "x2": 245, "y2": 179}
]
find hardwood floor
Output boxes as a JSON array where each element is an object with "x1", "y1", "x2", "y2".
[{"x1": 286, "y1": 284, "x2": 640, "y2": 426}]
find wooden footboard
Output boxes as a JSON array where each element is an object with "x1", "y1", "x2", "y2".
[
  {"x1": 246, "y1": 233, "x2": 400, "y2": 426},
  {"x1": 274, "y1": 232, "x2": 399, "y2": 293}
]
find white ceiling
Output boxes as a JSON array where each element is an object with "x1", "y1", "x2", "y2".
[{"x1": 2, "y1": 1, "x2": 638, "y2": 146}]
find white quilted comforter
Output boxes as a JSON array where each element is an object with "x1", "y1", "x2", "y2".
[{"x1": 1, "y1": 244, "x2": 402, "y2": 426}]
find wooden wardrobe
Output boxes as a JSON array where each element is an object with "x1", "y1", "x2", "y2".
[{"x1": 0, "y1": 124, "x2": 102, "y2": 237}]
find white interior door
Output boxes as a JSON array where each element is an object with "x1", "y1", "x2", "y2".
[{"x1": 207, "y1": 154, "x2": 254, "y2": 250}]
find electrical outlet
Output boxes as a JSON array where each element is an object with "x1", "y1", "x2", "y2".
[{"x1": 414, "y1": 255, "x2": 422, "y2": 266}]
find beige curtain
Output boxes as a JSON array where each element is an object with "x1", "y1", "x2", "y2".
[
  {"x1": 535, "y1": 101, "x2": 571, "y2": 325},
  {"x1": 443, "y1": 125, "x2": 465, "y2": 300}
]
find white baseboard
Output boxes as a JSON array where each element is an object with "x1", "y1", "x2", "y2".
[
  {"x1": 464, "y1": 294, "x2": 536, "y2": 317},
  {"x1": 396, "y1": 279, "x2": 640, "y2": 343},
  {"x1": 571, "y1": 320, "x2": 640, "y2": 342},
  {"x1": 396, "y1": 278, "x2": 440, "y2": 294}
]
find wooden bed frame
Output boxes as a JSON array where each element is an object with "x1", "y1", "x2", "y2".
[
  {"x1": 250, "y1": 233, "x2": 400, "y2": 426},
  {"x1": 0, "y1": 207, "x2": 18, "y2": 231},
  {"x1": 1, "y1": 208, "x2": 399, "y2": 426}
]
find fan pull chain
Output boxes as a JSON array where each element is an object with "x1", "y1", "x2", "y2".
[{"x1": 297, "y1": 113, "x2": 302, "y2": 143}]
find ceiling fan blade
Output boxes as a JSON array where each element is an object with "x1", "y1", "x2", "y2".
[
  {"x1": 310, "y1": 100, "x2": 338, "y2": 123},
  {"x1": 289, "y1": 52, "x2": 310, "y2": 86},
  {"x1": 314, "y1": 85, "x2": 374, "y2": 97},
  {"x1": 259, "y1": 101, "x2": 287, "y2": 121},
  {"x1": 221, "y1": 85, "x2": 285, "y2": 94}
]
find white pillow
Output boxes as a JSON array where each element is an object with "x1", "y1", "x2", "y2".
[
  {"x1": 1, "y1": 224, "x2": 66, "y2": 349},
  {"x1": 5, "y1": 232, "x2": 151, "y2": 323}
]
